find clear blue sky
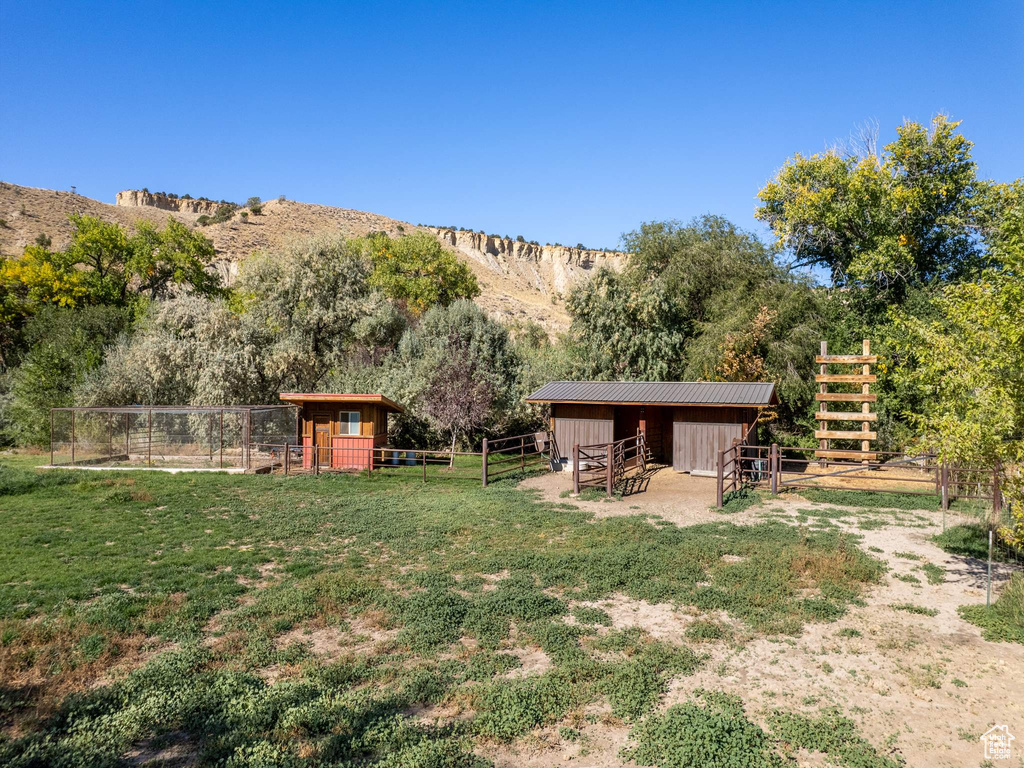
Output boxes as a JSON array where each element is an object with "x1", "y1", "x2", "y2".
[{"x1": 2, "y1": 1, "x2": 1022, "y2": 251}]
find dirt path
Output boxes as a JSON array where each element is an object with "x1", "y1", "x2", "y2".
[{"x1": 491, "y1": 478, "x2": 1023, "y2": 768}]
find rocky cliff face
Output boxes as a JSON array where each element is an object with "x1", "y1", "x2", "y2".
[
  {"x1": 115, "y1": 189, "x2": 221, "y2": 216},
  {"x1": 430, "y1": 228, "x2": 626, "y2": 297}
]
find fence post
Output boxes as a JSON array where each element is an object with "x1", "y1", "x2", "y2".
[
  {"x1": 940, "y1": 463, "x2": 949, "y2": 520},
  {"x1": 520, "y1": 436, "x2": 525, "y2": 472},
  {"x1": 422, "y1": 451, "x2": 427, "y2": 482},
  {"x1": 367, "y1": 447, "x2": 372, "y2": 479},
  {"x1": 716, "y1": 449, "x2": 725, "y2": 509},
  {"x1": 770, "y1": 443, "x2": 779, "y2": 495},
  {"x1": 219, "y1": 409, "x2": 224, "y2": 469},
  {"x1": 987, "y1": 529, "x2": 994, "y2": 608},
  {"x1": 71, "y1": 410, "x2": 76, "y2": 466},
  {"x1": 572, "y1": 443, "x2": 580, "y2": 495},
  {"x1": 482, "y1": 438, "x2": 489, "y2": 487},
  {"x1": 284, "y1": 444, "x2": 290, "y2": 475},
  {"x1": 606, "y1": 443, "x2": 614, "y2": 498},
  {"x1": 50, "y1": 410, "x2": 54, "y2": 466},
  {"x1": 992, "y1": 460, "x2": 1002, "y2": 517},
  {"x1": 147, "y1": 409, "x2": 152, "y2": 467}
]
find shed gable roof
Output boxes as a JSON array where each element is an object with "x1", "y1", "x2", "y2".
[
  {"x1": 279, "y1": 393, "x2": 405, "y2": 413},
  {"x1": 525, "y1": 381, "x2": 777, "y2": 407}
]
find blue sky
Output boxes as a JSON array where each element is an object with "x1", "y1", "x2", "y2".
[{"x1": 1, "y1": 1, "x2": 1022, "y2": 251}]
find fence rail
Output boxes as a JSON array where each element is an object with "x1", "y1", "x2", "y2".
[
  {"x1": 571, "y1": 432, "x2": 646, "y2": 497},
  {"x1": 249, "y1": 431, "x2": 553, "y2": 487},
  {"x1": 716, "y1": 442, "x2": 1004, "y2": 514}
]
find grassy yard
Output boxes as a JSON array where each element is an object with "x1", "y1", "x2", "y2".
[{"x1": 0, "y1": 456, "x2": 903, "y2": 766}]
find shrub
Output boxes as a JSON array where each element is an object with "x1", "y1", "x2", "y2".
[
  {"x1": 958, "y1": 573, "x2": 1024, "y2": 644},
  {"x1": 624, "y1": 689, "x2": 784, "y2": 767}
]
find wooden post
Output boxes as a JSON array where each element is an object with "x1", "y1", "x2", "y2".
[
  {"x1": 209, "y1": 412, "x2": 214, "y2": 461},
  {"x1": 422, "y1": 451, "x2": 426, "y2": 482},
  {"x1": 716, "y1": 448, "x2": 725, "y2": 508},
  {"x1": 770, "y1": 442, "x2": 779, "y2": 495},
  {"x1": 147, "y1": 409, "x2": 152, "y2": 467},
  {"x1": 520, "y1": 436, "x2": 525, "y2": 472},
  {"x1": 572, "y1": 443, "x2": 580, "y2": 495},
  {"x1": 941, "y1": 463, "x2": 949, "y2": 529},
  {"x1": 861, "y1": 339, "x2": 871, "y2": 463},
  {"x1": 606, "y1": 443, "x2": 614, "y2": 498},
  {"x1": 993, "y1": 460, "x2": 1002, "y2": 517},
  {"x1": 219, "y1": 409, "x2": 224, "y2": 469},
  {"x1": 49, "y1": 410, "x2": 54, "y2": 466},
  {"x1": 108, "y1": 414, "x2": 113, "y2": 461},
  {"x1": 481, "y1": 438, "x2": 489, "y2": 487},
  {"x1": 284, "y1": 444, "x2": 290, "y2": 475},
  {"x1": 819, "y1": 340, "x2": 828, "y2": 466},
  {"x1": 71, "y1": 410, "x2": 76, "y2": 466}
]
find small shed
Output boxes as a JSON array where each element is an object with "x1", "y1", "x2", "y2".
[
  {"x1": 526, "y1": 381, "x2": 777, "y2": 475},
  {"x1": 279, "y1": 393, "x2": 404, "y2": 470}
]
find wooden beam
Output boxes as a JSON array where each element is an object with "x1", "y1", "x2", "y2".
[
  {"x1": 815, "y1": 392, "x2": 877, "y2": 402},
  {"x1": 815, "y1": 374, "x2": 877, "y2": 384},
  {"x1": 815, "y1": 355, "x2": 878, "y2": 364},
  {"x1": 814, "y1": 411, "x2": 877, "y2": 421},
  {"x1": 815, "y1": 430, "x2": 877, "y2": 440},
  {"x1": 813, "y1": 449, "x2": 878, "y2": 460}
]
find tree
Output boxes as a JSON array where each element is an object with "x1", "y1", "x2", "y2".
[
  {"x1": 423, "y1": 345, "x2": 494, "y2": 466},
  {"x1": 755, "y1": 116, "x2": 988, "y2": 300},
  {"x1": 4, "y1": 306, "x2": 130, "y2": 445},
  {"x1": 885, "y1": 182, "x2": 1024, "y2": 547},
  {"x1": 231, "y1": 235, "x2": 375, "y2": 392},
  {"x1": 0, "y1": 216, "x2": 221, "y2": 367},
  {"x1": 359, "y1": 232, "x2": 479, "y2": 314}
]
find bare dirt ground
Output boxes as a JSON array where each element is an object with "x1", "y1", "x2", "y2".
[{"x1": 511, "y1": 469, "x2": 1023, "y2": 768}]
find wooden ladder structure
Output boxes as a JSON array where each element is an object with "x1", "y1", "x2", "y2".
[{"x1": 815, "y1": 339, "x2": 877, "y2": 462}]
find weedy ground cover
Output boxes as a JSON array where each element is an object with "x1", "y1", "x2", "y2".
[{"x1": 0, "y1": 456, "x2": 886, "y2": 766}]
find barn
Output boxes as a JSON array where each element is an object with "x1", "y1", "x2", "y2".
[
  {"x1": 526, "y1": 381, "x2": 777, "y2": 475},
  {"x1": 279, "y1": 393, "x2": 404, "y2": 470}
]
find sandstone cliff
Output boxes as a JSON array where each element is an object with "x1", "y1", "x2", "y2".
[{"x1": 115, "y1": 189, "x2": 222, "y2": 216}]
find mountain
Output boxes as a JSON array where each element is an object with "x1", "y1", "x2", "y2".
[{"x1": 0, "y1": 182, "x2": 627, "y2": 334}]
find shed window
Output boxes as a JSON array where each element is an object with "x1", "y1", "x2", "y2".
[{"x1": 338, "y1": 411, "x2": 361, "y2": 435}]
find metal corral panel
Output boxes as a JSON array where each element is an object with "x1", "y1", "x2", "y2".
[
  {"x1": 527, "y1": 380, "x2": 776, "y2": 406},
  {"x1": 673, "y1": 421, "x2": 743, "y2": 474}
]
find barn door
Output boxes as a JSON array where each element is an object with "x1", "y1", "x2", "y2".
[{"x1": 673, "y1": 422, "x2": 742, "y2": 474}]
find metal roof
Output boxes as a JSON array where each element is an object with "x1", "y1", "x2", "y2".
[{"x1": 525, "y1": 380, "x2": 777, "y2": 407}]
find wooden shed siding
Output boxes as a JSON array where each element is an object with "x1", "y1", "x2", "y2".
[
  {"x1": 672, "y1": 422, "x2": 743, "y2": 473},
  {"x1": 550, "y1": 403, "x2": 613, "y2": 454}
]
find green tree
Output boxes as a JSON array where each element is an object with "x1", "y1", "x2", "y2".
[
  {"x1": 360, "y1": 232, "x2": 479, "y2": 314},
  {"x1": 885, "y1": 184, "x2": 1024, "y2": 545},
  {"x1": 565, "y1": 217, "x2": 820, "y2": 434},
  {"x1": 3, "y1": 306, "x2": 131, "y2": 446},
  {"x1": 756, "y1": 116, "x2": 988, "y2": 301}
]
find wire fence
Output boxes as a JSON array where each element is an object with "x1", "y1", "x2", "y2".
[{"x1": 50, "y1": 406, "x2": 297, "y2": 470}]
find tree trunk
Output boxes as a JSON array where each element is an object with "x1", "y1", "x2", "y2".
[{"x1": 449, "y1": 430, "x2": 457, "y2": 469}]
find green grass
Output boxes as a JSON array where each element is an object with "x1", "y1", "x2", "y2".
[
  {"x1": 920, "y1": 563, "x2": 945, "y2": 585},
  {"x1": 717, "y1": 487, "x2": 763, "y2": 514},
  {"x1": 0, "y1": 456, "x2": 885, "y2": 766},
  {"x1": 932, "y1": 524, "x2": 1019, "y2": 563},
  {"x1": 958, "y1": 573, "x2": 1024, "y2": 644},
  {"x1": 624, "y1": 692, "x2": 902, "y2": 768},
  {"x1": 890, "y1": 603, "x2": 938, "y2": 617}
]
